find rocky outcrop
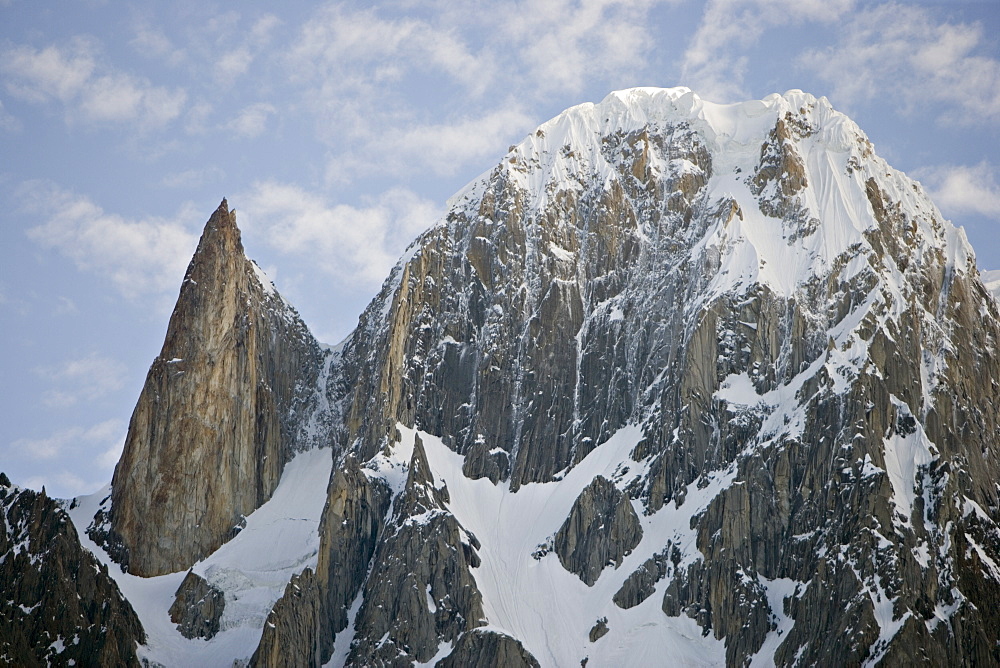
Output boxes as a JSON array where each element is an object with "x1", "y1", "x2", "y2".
[
  {"x1": 0, "y1": 475, "x2": 144, "y2": 667},
  {"x1": 169, "y1": 570, "x2": 225, "y2": 639},
  {"x1": 588, "y1": 618, "x2": 609, "y2": 642},
  {"x1": 554, "y1": 475, "x2": 642, "y2": 586},
  {"x1": 251, "y1": 457, "x2": 392, "y2": 668},
  {"x1": 345, "y1": 435, "x2": 485, "y2": 666},
  {"x1": 437, "y1": 629, "x2": 541, "y2": 668},
  {"x1": 312, "y1": 458, "x2": 393, "y2": 661},
  {"x1": 613, "y1": 546, "x2": 676, "y2": 609},
  {"x1": 98, "y1": 199, "x2": 327, "y2": 576},
  {"x1": 250, "y1": 568, "x2": 323, "y2": 668}
]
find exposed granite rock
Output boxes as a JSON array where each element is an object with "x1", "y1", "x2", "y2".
[
  {"x1": 55, "y1": 90, "x2": 1000, "y2": 665},
  {"x1": 337, "y1": 122, "x2": 713, "y2": 489},
  {"x1": 588, "y1": 618, "x2": 609, "y2": 642},
  {"x1": 613, "y1": 545, "x2": 676, "y2": 609},
  {"x1": 346, "y1": 435, "x2": 485, "y2": 666},
  {"x1": 250, "y1": 568, "x2": 322, "y2": 668},
  {"x1": 554, "y1": 475, "x2": 642, "y2": 586},
  {"x1": 655, "y1": 258, "x2": 1000, "y2": 665},
  {"x1": 250, "y1": 456, "x2": 392, "y2": 667},
  {"x1": 437, "y1": 629, "x2": 541, "y2": 668},
  {"x1": 325, "y1": 90, "x2": 1000, "y2": 664},
  {"x1": 99, "y1": 199, "x2": 327, "y2": 576},
  {"x1": 169, "y1": 570, "x2": 225, "y2": 640},
  {"x1": 314, "y1": 457, "x2": 393, "y2": 657},
  {"x1": 461, "y1": 438, "x2": 511, "y2": 484},
  {"x1": 0, "y1": 477, "x2": 144, "y2": 667}
]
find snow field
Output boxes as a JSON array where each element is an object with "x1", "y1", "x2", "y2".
[
  {"x1": 67, "y1": 446, "x2": 332, "y2": 668},
  {"x1": 394, "y1": 424, "x2": 730, "y2": 667}
]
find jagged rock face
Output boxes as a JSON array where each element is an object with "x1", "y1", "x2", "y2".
[
  {"x1": 588, "y1": 617, "x2": 609, "y2": 643},
  {"x1": 48, "y1": 88, "x2": 1000, "y2": 666},
  {"x1": 0, "y1": 475, "x2": 144, "y2": 667},
  {"x1": 437, "y1": 629, "x2": 541, "y2": 668},
  {"x1": 554, "y1": 475, "x2": 642, "y2": 585},
  {"x1": 345, "y1": 435, "x2": 485, "y2": 666},
  {"x1": 252, "y1": 457, "x2": 392, "y2": 668},
  {"x1": 169, "y1": 570, "x2": 225, "y2": 639},
  {"x1": 314, "y1": 458, "x2": 393, "y2": 660},
  {"x1": 99, "y1": 199, "x2": 326, "y2": 576},
  {"x1": 314, "y1": 88, "x2": 1000, "y2": 664},
  {"x1": 251, "y1": 568, "x2": 323, "y2": 668}
]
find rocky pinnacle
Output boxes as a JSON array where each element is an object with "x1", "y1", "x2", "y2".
[{"x1": 98, "y1": 200, "x2": 325, "y2": 577}]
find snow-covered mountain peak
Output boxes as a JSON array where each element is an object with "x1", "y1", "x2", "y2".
[
  {"x1": 317, "y1": 88, "x2": 1000, "y2": 667},
  {"x1": 444, "y1": 87, "x2": 977, "y2": 312}
]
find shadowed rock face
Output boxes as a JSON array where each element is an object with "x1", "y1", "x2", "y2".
[
  {"x1": 345, "y1": 435, "x2": 486, "y2": 666},
  {"x1": 97, "y1": 200, "x2": 326, "y2": 577},
  {"x1": 0, "y1": 476, "x2": 145, "y2": 667},
  {"x1": 555, "y1": 475, "x2": 643, "y2": 586},
  {"x1": 169, "y1": 570, "x2": 225, "y2": 640},
  {"x1": 250, "y1": 457, "x2": 392, "y2": 668},
  {"x1": 250, "y1": 568, "x2": 323, "y2": 668},
  {"x1": 438, "y1": 629, "x2": 541, "y2": 668}
]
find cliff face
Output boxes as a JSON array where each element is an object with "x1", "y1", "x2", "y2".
[
  {"x1": 92, "y1": 199, "x2": 327, "y2": 577},
  {"x1": 0, "y1": 475, "x2": 144, "y2": 667}
]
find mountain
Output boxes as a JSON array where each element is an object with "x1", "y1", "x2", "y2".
[
  {"x1": 4, "y1": 86, "x2": 1000, "y2": 666},
  {"x1": 0, "y1": 475, "x2": 144, "y2": 666}
]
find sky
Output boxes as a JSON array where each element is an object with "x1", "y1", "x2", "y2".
[{"x1": 1, "y1": 0, "x2": 998, "y2": 498}]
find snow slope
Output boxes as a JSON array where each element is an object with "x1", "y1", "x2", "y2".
[
  {"x1": 378, "y1": 425, "x2": 730, "y2": 668},
  {"x1": 67, "y1": 447, "x2": 332, "y2": 667}
]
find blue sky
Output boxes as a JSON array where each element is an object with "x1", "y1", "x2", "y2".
[{"x1": 2, "y1": 0, "x2": 998, "y2": 497}]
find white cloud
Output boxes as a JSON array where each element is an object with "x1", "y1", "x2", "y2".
[
  {"x1": 0, "y1": 98, "x2": 20, "y2": 131},
  {"x1": 286, "y1": 1, "x2": 498, "y2": 151},
  {"x1": 916, "y1": 161, "x2": 1000, "y2": 219},
  {"x1": 129, "y1": 23, "x2": 186, "y2": 67},
  {"x1": 212, "y1": 13, "x2": 281, "y2": 83},
  {"x1": 183, "y1": 100, "x2": 214, "y2": 135},
  {"x1": 1, "y1": 38, "x2": 96, "y2": 103},
  {"x1": 20, "y1": 182, "x2": 200, "y2": 300},
  {"x1": 800, "y1": 4, "x2": 1000, "y2": 123},
  {"x1": 36, "y1": 352, "x2": 128, "y2": 408},
  {"x1": 240, "y1": 182, "x2": 441, "y2": 290},
  {"x1": 225, "y1": 102, "x2": 276, "y2": 138},
  {"x1": 216, "y1": 47, "x2": 255, "y2": 81},
  {"x1": 13, "y1": 418, "x2": 125, "y2": 496},
  {"x1": 500, "y1": 0, "x2": 664, "y2": 97},
  {"x1": 162, "y1": 166, "x2": 225, "y2": 189},
  {"x1": 680, "y1": 0, "x2": 856, "y2": 101},
  {"x1": 0, "y1": 38, "x2": 186, "y2": 128},
  {"x1": 391, "y1": 108, "x2": 533, "y2": 174},
  {"x1": 11, "y1": 418, "x2": 125, "y2": 464},
  {"x1": 53, "y1": 296, "x2": 78, "y2": 315},
  {"x1": 327, "y1": 106, "x2": 534, "y2": 183},
  {"x1": 290, "y1": 5, "x2": 491, "y2": 95}
]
